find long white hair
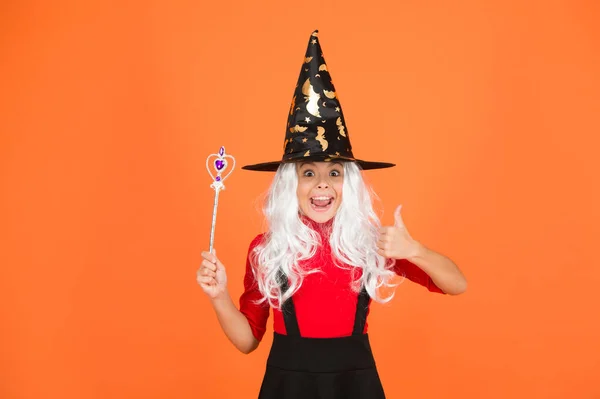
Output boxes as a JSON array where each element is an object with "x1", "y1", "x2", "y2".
[{"x1": 250, "y1": 161, "x2": 397, "y2": 309}]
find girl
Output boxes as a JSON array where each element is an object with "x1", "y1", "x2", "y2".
[{"x1": 197, "y1": 30, "x2": 467, "y2": 398}]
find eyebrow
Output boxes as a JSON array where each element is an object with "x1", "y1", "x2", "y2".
[{"x1": 299, "y1": 161, "x2": 343, "y2": 168}]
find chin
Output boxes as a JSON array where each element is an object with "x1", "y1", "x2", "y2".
[
  {"x1": 306, "y1": 213, "x2": 335, "y2": 223},
  {"x1": 300, "y1": 203, "x2": 339, "y2": 224}
]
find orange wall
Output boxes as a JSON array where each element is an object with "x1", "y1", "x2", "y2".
[{"x1": 1, "y1": 1, "x2": 599, "y2": 398}]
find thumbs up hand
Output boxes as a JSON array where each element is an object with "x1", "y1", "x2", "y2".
[{"x1": 376, "y1": 205, "x2": 422, "y2": 260}]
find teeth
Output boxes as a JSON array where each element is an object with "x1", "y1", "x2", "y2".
[{"x1": 312, "y1": 196, "x2": 332, "y2": 201}]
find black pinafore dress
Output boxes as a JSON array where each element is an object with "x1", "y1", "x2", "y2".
[{"x1": 257, "y1": 279, "x2": 386, "y2": 399}]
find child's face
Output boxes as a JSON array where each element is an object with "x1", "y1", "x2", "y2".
[{"x1": 296, "y1": 161, "x2": 343, "y2": 223}]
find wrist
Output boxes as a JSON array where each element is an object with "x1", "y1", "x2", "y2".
[
  {"x1": 210, "y1": 289, "x2": 232, "y2": 307},
  {"x1": 407, "y1": 240, "x2": 427, "y2": 261}
]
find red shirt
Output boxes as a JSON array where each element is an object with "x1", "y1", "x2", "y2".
[{"x1": 239, "y1": 219, "x2": 444, "y2": 341}]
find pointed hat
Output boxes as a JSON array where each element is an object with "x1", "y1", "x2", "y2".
[{"x1": 242, "y1": 30, "x2": 395, "y2": 171}]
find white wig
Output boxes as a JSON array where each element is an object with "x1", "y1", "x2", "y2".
[{"x1": 250, "y1": 161, "x2": 397, "y2": 309}]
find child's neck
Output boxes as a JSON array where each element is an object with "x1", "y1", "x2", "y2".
[{"x1": 299, "y1": 214, "x2": 334, "y2": 230}]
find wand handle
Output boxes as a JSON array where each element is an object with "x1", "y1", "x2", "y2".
[{"x1": 209, "y1": 188, "x2": 220, "y2": 253}]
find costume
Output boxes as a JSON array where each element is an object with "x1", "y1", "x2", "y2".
[
  {"x1": 240, "y1": 30, "x2": 444, "y2": 398},
  {"x1": 240, "y1": 218, "x2": 443, "y2": 398}
]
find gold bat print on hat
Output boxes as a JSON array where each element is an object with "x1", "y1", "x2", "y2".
[
  {"x1": 290, "y1": 125, "x2": 308, "y2": 133},
  {"x1": 336, "y1": 117, "x2": 346, "y2": 137},
  {"x1": 323, "y1": 90, "x2": 336, "y2": 99},
  {"x1": 316, "y1": 126, "x2": 328, "y2": 151}
]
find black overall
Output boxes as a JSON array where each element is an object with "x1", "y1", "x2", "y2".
[{"x1": 258, "y1": 277, "x2": 387, "y2": 399}]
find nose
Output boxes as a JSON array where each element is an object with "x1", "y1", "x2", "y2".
[{"x1": 317, "y1": 177, "x2": 329, "y2": 189}]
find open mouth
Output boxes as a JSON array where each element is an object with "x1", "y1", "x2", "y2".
[{"x1": 310, "y1": 196, "x2": 334, "y2": 212}]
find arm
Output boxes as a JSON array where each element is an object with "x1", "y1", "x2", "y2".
[
  {"x1": 198, "y1": 242, "x2": 269, "y2": 354},
  {"x1": 405, "y1": 242, "x2": 467, "y2": 295},
  {"x1": 209, "y1": 290, "x2": 259, "y2": 354}
]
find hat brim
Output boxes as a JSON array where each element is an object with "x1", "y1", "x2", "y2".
[{"x1": 241, "y1": 157, "x2": 396, "y2": 172}]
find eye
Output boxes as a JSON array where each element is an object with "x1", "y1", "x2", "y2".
[
  {"x1": 303, "y1": 170, "x2": 315, "y2": 177},
  {"x1": 330, "y1": 169, "x2": 341, "y2": 177}
]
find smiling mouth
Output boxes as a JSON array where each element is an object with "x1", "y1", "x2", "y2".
[{"x1": 310, "y1": 196, "x2": 334, "y2": 211}]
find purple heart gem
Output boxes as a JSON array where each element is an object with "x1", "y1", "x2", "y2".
[
  {"x1": 215, "y1": 159, "x2": 226, "y2": 171},
  {"x1": 219, "y1": 146, "x2": 225, "y2": 156}
]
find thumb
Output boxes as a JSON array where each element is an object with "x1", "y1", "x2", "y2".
[
  {"x1": 212, "y1": 248, "x2": 224, "y2": 269},
  {"x1": 394, "y1": 205, "x2": 404, "y2": 227}
]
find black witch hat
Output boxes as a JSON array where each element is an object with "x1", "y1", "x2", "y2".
[{"x1": 242, "y1": 30, "x2": 395, "y2": 172}]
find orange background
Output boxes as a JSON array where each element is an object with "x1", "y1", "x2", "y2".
[{"x1": 1, "y1": 1, "x2": 599, "y2": 398}]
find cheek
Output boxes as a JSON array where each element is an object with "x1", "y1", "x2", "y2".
[
  {"x1": 296, "y1": 181, "x2": 310, "y2": 201},
  {"x1": 334, "y1": 181, "x2": 344, "y2": 199}
]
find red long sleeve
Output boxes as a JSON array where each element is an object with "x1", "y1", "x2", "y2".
[
  {"x1": 238, "y1": 234, "x2": 270, "y2": 342},
  {"x1": 393, "y1": 258, "x2": 445, "y2": 294}
]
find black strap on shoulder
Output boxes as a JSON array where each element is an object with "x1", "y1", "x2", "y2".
[
  {"x1": 352, "y1": 286, "x2": 371, "y2": 335},
  {"x1": 278, "y1": 270, "x2": 301, "y2": 337}
]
